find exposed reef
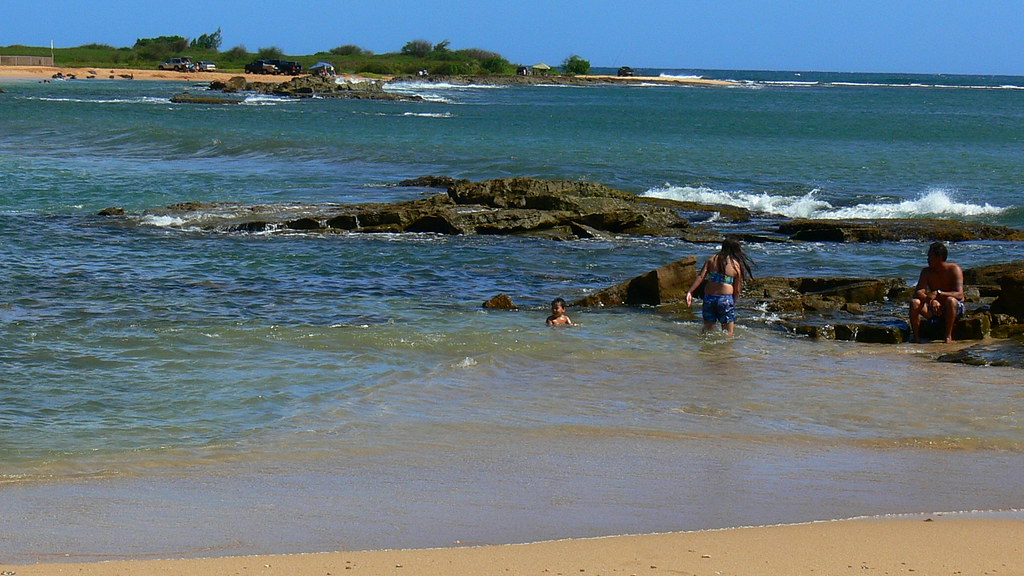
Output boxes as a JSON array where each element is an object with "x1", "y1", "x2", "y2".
[
  {"x1": 109, "y1": 176, "x2": 1022, "y2": 243},
  {"x1": 208, "y1": 75, "x2": 422, "y2": 101}
]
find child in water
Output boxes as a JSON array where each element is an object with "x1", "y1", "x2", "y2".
[
  {"x1": 686, "y1": 237, "x2": 755, "y2": 336},
  {"x1": 546, "y1": 297, "x2": 574, "y2": 326}
]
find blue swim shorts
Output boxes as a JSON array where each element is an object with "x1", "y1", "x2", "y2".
[
  {"x1": 702, "y1": 294, "x2": 736, "y2": 324},
  {"x1": 927, "y1": 299, "x2": 966, "y2": 323}
]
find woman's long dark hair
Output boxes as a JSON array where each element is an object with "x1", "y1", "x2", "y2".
[{"x1": 714, "y1": 237, "x2": 754, "y2": 279}]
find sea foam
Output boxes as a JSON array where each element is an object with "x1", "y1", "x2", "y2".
[{"x1": 643, "y1": 185, "x2": 1007, "y2": 219}]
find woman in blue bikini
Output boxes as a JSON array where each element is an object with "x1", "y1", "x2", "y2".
[{"x1": 685, "y1": 237, "x2": 755, "y2": 336}]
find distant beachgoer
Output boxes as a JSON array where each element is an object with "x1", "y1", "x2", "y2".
[
  {"x1": 686, "y1": 237, "x2": 755, "y2": 336},
  {"x1": 909, "y1": 242, "x2": 965, "y2": 343},
  {"x1": 546, "y1": 297, "x2": 574, "y2": 326}
]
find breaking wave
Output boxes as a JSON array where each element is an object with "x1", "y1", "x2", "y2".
[{"x1": 643, "y1": 185, "x2": 1008, "y2": 219}]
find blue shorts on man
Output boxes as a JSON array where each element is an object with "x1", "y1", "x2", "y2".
[
  {"x1": 927, "y1": 299, "x2": 966, "y2": 324},
  {"x1": 702, "y1": 294, "x2": 736, "y2": 324}
]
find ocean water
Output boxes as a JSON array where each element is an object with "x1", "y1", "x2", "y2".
[{"x1": 1, "y1": 70, "x2": 1023, "y2": 562}]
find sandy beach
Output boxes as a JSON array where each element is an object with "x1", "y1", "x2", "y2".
[{"x1": 1, "y1": 515, "x2": 1021, "y2": 575}]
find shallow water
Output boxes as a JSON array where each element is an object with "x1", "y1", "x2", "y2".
[{"x1": 1, "y1": 71, "x2": 1023, "y2": 561}]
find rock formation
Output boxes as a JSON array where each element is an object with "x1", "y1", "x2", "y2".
[
  {"x1": 208, "y1": 75, "x2": 421, "y2": 101},
  {"x1": 573, "y1": 257, "x2": 697, "y2": 307},
  {"x1": 119, "y1": 176, "x2": 1024, "y2": 245},
  {"x1": 135, "y1": 177, "x2": 696, "y2": 239}
]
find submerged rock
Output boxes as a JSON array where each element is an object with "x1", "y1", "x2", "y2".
[
  {"x1": 483, "y1": 294, "x2": 517, "y2": 310},
  {"x1": 938, "y1": 337, "x2": 1024, "y2": 367},
  {"x1": 170, "y1": 93, "x2": 242, "y2": 105}
]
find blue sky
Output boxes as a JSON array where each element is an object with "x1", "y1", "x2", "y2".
[{"x1": 3, "y1": 0, "x2": 1022, "y2": 75}]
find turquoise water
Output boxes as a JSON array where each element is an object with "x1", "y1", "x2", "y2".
[{"x1": 1, "y1": 71, "x2": 1023, "y2": 562}]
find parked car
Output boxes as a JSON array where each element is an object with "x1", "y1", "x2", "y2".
[
  {"x1": 269, "y1": 59, "x2": 302, "y2": 75},
  {"x1": 245, "y1": 59, "x2": 278, "y2": 74},
  {"x1": 617, "y1": 66, "x2": 635, "y2": 77},
  {"x1": 197, "y1": 61, "x2": 217, "y2": 72},
  {"x1": 159, "y1": 57, "x2": 193, "y2": 72}
]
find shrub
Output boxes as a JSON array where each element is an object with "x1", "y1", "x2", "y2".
[
  {"x1": 358, "y1": 61, "x2": 398, "y2": 75},
  {"x1": 431, "y1": 61, "x2": 476, "y2": 75},
  {"x1": 330, "y1": 44, "x2": 364, "y2": 56},
  {"x1": 224, "y1": 45, "x2": 250, "y2": 60},
  {"x1": 401, "y1": 39, "x2": 432, "y2": 58},
  {"x1": 134, "y1": 35, "x2": 188, "y2": 52},
  {"x1": 457, "y1": 48, "x2": 502, "y2": 61},
  {"x1": 133, "y1": 35, "x2": 188, "y2": 61},
  {"x1": 479, "y1": 56, "x2": 512, "y2": 74},
  {"x1": 77, "y1": 43, "x2": 118, "y2": 50},
  {"x1": 257, "y1": 46, "x2": 284, "y2": 60},
  {"x1": 562, "y1": 54, "x2": 591, "y2": 75}
]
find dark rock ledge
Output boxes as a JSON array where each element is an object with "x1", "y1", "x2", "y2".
[
  {"x1": 132, "y1": 177, "x2": 702, "y2": 239},
  {"x1": 208, "y1": 75, "x2": 422, "y2": 101},
  {"x1": 111, "y1": 176, "x2": 1023, "y2": 244}
]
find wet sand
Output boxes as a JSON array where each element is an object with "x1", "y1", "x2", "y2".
[{"x1": 2, "y1": 515, "x2": 1021, "y2": 575}]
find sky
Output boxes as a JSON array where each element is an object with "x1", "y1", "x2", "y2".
[{"x1": 3, "y1": 0, "x2": 1023, "y2": 75}]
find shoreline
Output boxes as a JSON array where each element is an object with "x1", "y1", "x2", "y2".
[
  {"x1": 0, "y1": 65, "x2": 738, "y2": 87},
  {"x1": 0, "y1": 65, "x2": 326, "y2": 84},
  {"x1": 3, "y1": 515, "x2": 1022, "y2": 575}
]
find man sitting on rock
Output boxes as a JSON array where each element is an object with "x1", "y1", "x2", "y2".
[{"x1": 909, "y1": 242, "x2": 965, "y2": 343}]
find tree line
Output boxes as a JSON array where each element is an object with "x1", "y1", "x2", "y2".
[{"x1": 0, "y1": 29, "x2": 591, "y2": 76}]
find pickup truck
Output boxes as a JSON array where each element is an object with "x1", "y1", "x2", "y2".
[
  {"x1": 269, "y1": 60, "x2": 302, "y2": 75},
  {"x1": 244, "y1": 59, "x2": 278, "y2": 74}
]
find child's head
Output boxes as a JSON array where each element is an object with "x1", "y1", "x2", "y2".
[{"x1": 550, "y1": 297, "x2": 567, "y2": 315}]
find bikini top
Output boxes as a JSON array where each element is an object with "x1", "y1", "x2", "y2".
[{"x1": 709, "y1": 271, "x2": 735, "y2": 285}]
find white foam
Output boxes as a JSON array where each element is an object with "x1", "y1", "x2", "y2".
[
  {"x1": 643, "y1": 185, "x2": 1007, "y2": 220},
  {"x1": 240, "y1": 94, "x2": 297, "y2": 106},
  {"x1": 140, "y1": 214, "x2": 189, "y2": 227},
  {"x1": 26, "y1": 96, "x2": 169, "y2": 104},
  {"x1": 452, "y1": 357, "x2": 478, "y2": 368},
  {"x1": 387, "y1": 81, "x2": 507, "y2": 91},
  {"x1": 658, "y1": 73, "x2": 705, "y2": 81},
  {"x1": 402, "y1": 112, "x2": 454, "y2": 118}
]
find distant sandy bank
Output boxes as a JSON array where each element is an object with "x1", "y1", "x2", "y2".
[
  {"x1": 581, "y1": 73, "x2": 738, "y2": 86},
  {"x1": 0, "y1": 65, "x2": 312, "y2": 84},
  {"x1": 2, "y1": 516, "x2": 1022, "y2": 575}
]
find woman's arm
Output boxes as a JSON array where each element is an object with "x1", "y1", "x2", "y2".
[{"x1": 686, "y1": 261, "x2": 708, "y2": 306}]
